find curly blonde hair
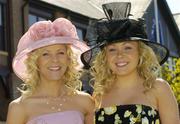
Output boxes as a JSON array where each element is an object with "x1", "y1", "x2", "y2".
[
  {"x1": 19, "y1": 45, "x2": 82, "y2": 97},
  {"x1": 91, "y1": 41, "x2": 160, "y2": 108}
]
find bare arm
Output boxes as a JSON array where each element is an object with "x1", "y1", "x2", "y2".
[
  {"x1": 77, "y1": 92, "x2": 95, "y2": 124},
  {"x1": 155, "y1": 79, "x2": 180, "y2": 124},
  {"x1": 84, "y1": 95, "x2": 95, "y2": 124},
  {"x1": 6, "y1": 98, "x2": 27, "y2": 124},
  {"x1": 85, "y1": 109, "x2": 95, "y2": 124}
]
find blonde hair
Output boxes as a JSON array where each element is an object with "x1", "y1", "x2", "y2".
[
  {"x1": 91, "y1": 41, "x2": 160, "y2": 108},
  {"x1": 19, "y1": 45, "x2": 82, "y2": 97}
]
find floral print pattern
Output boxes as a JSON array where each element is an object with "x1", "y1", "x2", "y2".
[
  {"x1": 95, "y1": 104, "x2": 161, "y2": 124},
  {"x1": 104, "y1": 105, "x2": 117, "y2": 115}
]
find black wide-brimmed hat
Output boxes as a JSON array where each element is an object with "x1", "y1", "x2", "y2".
[{"x1": 81, "y1": 2, "x2": 169, "y2": 69}]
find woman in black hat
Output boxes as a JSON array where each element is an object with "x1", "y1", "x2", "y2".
[{"x1": 81, "y1": 3, "x2": 180, "y2": 124}]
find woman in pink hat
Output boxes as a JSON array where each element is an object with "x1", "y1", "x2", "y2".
[{"x1": 6, "y1": 18, "x2": 94, "y2": 124}]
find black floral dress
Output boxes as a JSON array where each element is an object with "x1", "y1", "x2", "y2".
[{"x1": 95, "y1": 104, "x2": 160, "y2": 124}]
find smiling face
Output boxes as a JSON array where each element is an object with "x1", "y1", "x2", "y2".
[
  {"x1": 105, "y1": 41, "x2": 140, "y2": 76},
  {"x1": 37, "y1": 44, "x2": 69, "y2": 81}
]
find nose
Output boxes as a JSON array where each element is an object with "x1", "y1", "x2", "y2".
[
  {"x1": 51, "y1": 54, "x2": 58, "y2": 62},
  {"x1": 117, "y1": 50, "x2": 124, "y2": 58}
]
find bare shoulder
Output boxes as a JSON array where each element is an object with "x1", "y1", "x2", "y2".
[
  {"x1": 75, "y1": 91, "x2": 95, "y2": 112},
  {"x1": 153, "y1": 78, "x2": 173, "y2": 95},
  {"x1": 7, "y1": 97, "x2": 27, "y2": 124},
  {"x1": 152, "y1": 78, "x2": 180, "y2": 123},
  {"x1": 8, "y1": 97, "x2": 25, "y2": 113},
  {"x1": 76, "y1": 91, "x2": 94, "y2": 105},
  {"x1": 75, "y1": 91, "x2": 95, "y2": 124}
]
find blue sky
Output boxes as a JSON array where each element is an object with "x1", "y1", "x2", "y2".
[{"x1": 166, "y1": 0, "x2": 180, "y2": 14}]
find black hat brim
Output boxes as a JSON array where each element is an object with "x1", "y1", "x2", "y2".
[{"x1": 81, "y1": 38, "x2": 169, "y2": 69}]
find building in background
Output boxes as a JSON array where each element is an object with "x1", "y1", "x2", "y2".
[
  {"x1": 0, "y1": 0, "x2": 180, "y2": 122},
  {"x1": 174, "y1": 13, "x2": 180, "y2": 30}
]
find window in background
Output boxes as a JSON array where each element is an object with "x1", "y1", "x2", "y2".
[
  {"x1": 76, "y1": 27, "x2": 85, "y2": 40},
  {"x1": 0, "y1": 3, "x2": 9, "y2": 119},
  {"x1": 0, "y1": 4, "x2": 2, "y2": 25},
  {"x1": 0, "y1": 3, "x2": 5, "y2": 51},
  {"x1": 29, "y1": 6, "x2": 53, "y2": 27},
  {"x1": 29, "y1": 14, "x2": 47, "y2": 26}
]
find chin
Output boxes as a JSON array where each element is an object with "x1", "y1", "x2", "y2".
[
  {"x1": 46, "y1": 73, "x2": 64, "y2": 81},
  {"x1": 116, "y1": 69, "x2": 137, "y2": 76},
  {"x1": 45, "y1": 78, "x2": 63, "y2": 82},
  {"x1": 114, "y1": 69, "x2": 129, "y2": 75},
  {"x1": 116, "y1": 72, "x2": 130, "y2": 76},
  {"x1": 49, "y1": 77, "x2": 62, "y2": 81}
]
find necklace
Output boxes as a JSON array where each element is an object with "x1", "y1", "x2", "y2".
[{"x1": 44, "y1": 89, "x2": 68, "y2": 111}]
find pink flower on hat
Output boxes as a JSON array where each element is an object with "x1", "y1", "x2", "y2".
[
  {"x1": 28, "y1": 20, "x2": 55, "y2": 41},
  {"x1": 53, "y1": 18, "x2": 78, "y2": 39}
]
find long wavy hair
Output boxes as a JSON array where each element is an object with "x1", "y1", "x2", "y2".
[
  {"x1": 91, "y1": 41, "x2": 160, "y2": 108},
  {"x1": 19, "y1": 45, "x2": 82, "y2": 97}
]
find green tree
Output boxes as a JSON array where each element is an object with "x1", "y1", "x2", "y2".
[{"x1": 161, "y1": 58, "x2": 180, "y2": 104}]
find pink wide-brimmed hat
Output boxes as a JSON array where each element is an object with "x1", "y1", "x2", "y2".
[{"x1": 13, "y1": 18, "x2": 89, "y2": 81}]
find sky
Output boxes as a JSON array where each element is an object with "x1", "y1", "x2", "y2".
[{"x1": 166, "y1": 0, "x2": 180, "y2": 14}]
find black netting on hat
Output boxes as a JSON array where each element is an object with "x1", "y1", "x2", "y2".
[
  {"x1": 81, "y1": 45, "x2": 101, "y2": 69},
  {"x1": 102, "y1": 2, "x2": 131, "y2": 20},
  {"x1": 95, "y1": 18, "x2": 147, "y2": 44},
  {"x1": 145, "y1": 42, "x2": 169, "y2": 65}
]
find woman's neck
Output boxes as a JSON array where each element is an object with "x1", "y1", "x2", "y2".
[
  {"x1": 114, "y1": 71, "x2": 143, "y2": 89},
  {"x1": 35, "y1": 79, "x2": 66, "y2": 97}
]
